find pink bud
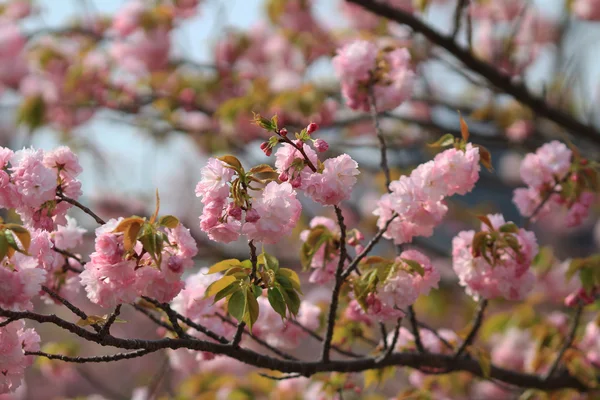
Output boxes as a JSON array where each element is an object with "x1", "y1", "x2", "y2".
[
  {"x1": 245, "y1": 208, "x2": 260, "y2": 223},
  {"x1": 179, "y1": 88, "x2": 195, "y2": 104},
  {"x1": 279, "y1": 128, "x2": 288, "y2": 137},
  {"x1": 290, "y1": 175, "x2": 302, "y2": 188},
  {"x1": 260, "y1": 142, "x2": 272, "y2": 156},
  {"x1": 227, "y1": 203, "x2": 242, "y2": 220},
  {"x1": 306, "y1": 122, "x2": 318, "y2": 134},
  {"x1": 279, "y1": 171, "x2": 289, "y2": 182},
  {"x1": 314, "y1": 138, "x2": 329, "y2": 153}
]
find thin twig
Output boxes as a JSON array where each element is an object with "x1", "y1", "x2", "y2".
[
  {"x1": 369, "y1": 88, "x2": 391, "y2": 191},
  {"x1": 57, "y1": 193, "x2": 106, "y2": 225},
  {"x1": 544, "y1": 304, "x2": 584, "y2": 380},
  {"x1": 216, "y1": 313, "x2": 298, "y2": 361},
  {"x1": 380, "y1": 323, "x2": 388, "y2": 351},
  {"x1": 42, "y1": 286, "x2": 101, "y2": 332},
  {"x1": 451, "y1": 0, "x2": 469, "y2": 39},
  {"x1": 259, "y1": 373, "x2": 302, "y2": 381},
  {"x1": 26, "y1": 349, "x2": 155, "y2": 363},
  {"x1": 341, "y1": 213, "x2": 398, "y2": 280},
  {"x1": 378, "y1": 318, "x2": 402, "y2": 362},
  {"x1": 454, "y1": 299, "x2": 489, "y2": 358},
  {"x1": 98, "y1": 304, "x2": 122, "y2": 337},
  {"x1": 289, "y1": 320, "x2": 363, "y2": 359},
  {"x1": 408, "y1": 306, "x2": 426, "y2": 353},
  {"x1": 321, "y1": 206, "x2": 349, "y2": 362}
]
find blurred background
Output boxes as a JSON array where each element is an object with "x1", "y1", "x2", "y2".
[{"x1": 1, "y1": 0, "x2": 599, "y2": 398}]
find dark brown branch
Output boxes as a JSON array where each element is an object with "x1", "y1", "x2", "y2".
[
  {"x1": 408, "y1": 305, "x2": 426, "y2": 353},
  {"x1": 454, "y1": 299, "x2": 488, "y2": 358},
  {"x1": 544, "y1": 304, "x2": 584, "y2": 380},
  {"x1": 57, "y1": 193, "x2": 106, "y2": 225},
  {"x1": 289, "y1": 320, "x2": 363, "y2": 359},
  {"x1": 215, "y1": 313, "x2": 298, "y2": 361},
  {"x1": 26, "y1": 349, "x2": 155, "y2": 363},
  {"x1": 98, "y1": 304, "x2": 122, "y2": 337},
  {"x1": 0, "y1": 307, "x2": 589, "y2": 391},
  {"x1": 346, "y1": 0, "x2": 600, "y2": 145},
  {"x1": 341, "y1": 213, "x2": 398, "y2": 280},
  {"x1": 51, "y1": 246, "x2": 86, "y2": 266},
  {"x1": 451, "y1": 0, "x2": 469, "y2": 39},
  {"x1": 379, "y1": 318, "x2": 402, "y2": 362},
  {"x1": 321, "y1": 205, "x2": 349, "y2": 362},
  {"x1": 42, "y1": 286, "x2": 101, "y2": 332}
]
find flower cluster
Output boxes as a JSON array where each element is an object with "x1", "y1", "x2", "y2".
[
  {"x1": 195, "y1": 157, "x2": 302, "y2": 244},
  {"x1": 374, "y1": 143, "x2": 481, "y2": 245},
  {"x1": 513, "y1": 141, "x2": 597, "y2": 227},
  {"x1": 332, "y1": 40, "x2": 415, "y2": 111},
  {"x1": 452, "y1": 214, "x2": 538, "y2": 301},
  {"x1": 0, "y1": 146, "x2": 82, "y2": 231},
  {"x1": 80, "y1": 217, "x2": 197, "y2": 307},
  {"x1": 0, "y1": 320, "x2": 40, "y2": 394},
  {"x1": 353, "y1": 250, "x2": 440, "y2": 321}
]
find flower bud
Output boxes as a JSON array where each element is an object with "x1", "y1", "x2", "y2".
[
  {"x1": 306, "y1": 122, "x2": 318, "y2": 134},
  {"x1": 279, "y1": 171, "x2": 289, "y2": 182},
  {"x1": 260, "y1": 142, "x2": 272, "y2": 156},
  {"x1": 279, "y1": 128, "x2": 288, "y2": 137},
  {"x1": 227, "y1": 203, "x2": 242, "y2": 220},
  {"x1": 290, "y1": 175, "x2": 302, "y2": 188},
  {"x1": 314, "y1": 138, "x2": 329, "y2": 153},
  {"x1": 245, "y1": 208, "x2": 260, "y2": 223}
]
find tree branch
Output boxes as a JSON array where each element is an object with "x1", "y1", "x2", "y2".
[
  {"x1": 57, "y1": 193, "x2": 106, "y2": 225},
  {"x1": 321, "y1": 205, "x2": 348, "y2": 362},
  {"x1": 454, "y1": 299, "x2": 488, "y2": 358},
  {"x1": 544, "y1": 304, "x2": 584, "y2": 380},
  {"x1": 346, "y1": 0, "x2": 600, "y2": 145},
  {"x1": 26, "y1": 349, "x2": 155, "y2": 363}
]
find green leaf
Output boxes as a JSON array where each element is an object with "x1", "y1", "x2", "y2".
[
  {"x1": 213, "y1": 282, "x2": 241, "y2": 303},
  {"x1": 427, "y1": 133, "x2": 455, "y2": 148},
  {"x1": 5, "y1": 226, "x2": 30, "y2": 253},
  {"x1": 252, "y1": 285, "x2": 263, "y2": 298},
  {"x1": 205, "y1": 275, "x2": 238, "y2": 299},
  {"x1": 402, "y1": 258, "x2": 424, "y2": 276},
  {"x1": 580, "y1": 267, "x2": 594, "y2": 292},
  {"x1": 499, "y1": 222, "x2": 519, "y2": 233},
  {"x1": 240, "y1": 260, "x2": 253, "y2": 269},
  {"x1": 207, "y1": 259, "x2": 242, "y2": 274},
  {"x1": 267, "y1": 287, "x2": 287, "y2": 319},
  {"x1": 277, "y1": 268, "x2": 302, "y2": 294},
  {"x1": 260, "y1": 251, "x2": 279, "y2": 272},
  {"x1": 244, "y1": 289, "x2": 260, "y2": 330},
  {"x1": 139, "y1": 233, "x2": 158, "y2": 261},
  {"x1": 113, "y1": 216, "x2": 146, "y2": 233},
  {"x1": 281, "y1": 288, "x2": 300, "y2": 316},
  {"x1": 158, "y1": 215, "x2": 180, "y2": 229},
  {"x1": 228, "y1": 290, "x2": 247, "y2": 322},
  {"x1": 0, "y1": 233, "x2": 8, "y2": 261},
  {"x1": 5, "y1": 231, "x2": 21, "y2": 256}
]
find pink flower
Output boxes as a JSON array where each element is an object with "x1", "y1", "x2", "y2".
[
  {"x1": 111, "y1": 29, "x2": 171, "y2": 74},
  {"x1": 51, "y1": 216, "x2": 86, "y2": 250},
  {"x1": 399, "y1": 250, "x2": 440, "y2": 296},
  {"x1": 490, "y1": 327, "x2": 534, "y2": 370},
  {"x1": 242, "y1": 182, "x2": 301, "y2": 244},
  {"x1": 520, "y1": 141, "x2": 571, "y2": 189},
  {"x1": 431, "y1": 143, "x2": 480, "y2": 196},
  {"x1": 43, "y1": 146, "x2": 83, "y2": 178},
  {"x1": 313, "y1": 138, "x2": 329, "y2": 153},
  {"x1": 195, "y1": 158, "x2": 234, "y2": 203},
  {"x1": 166, "y1": 223, "x2": 197, "y2": 259},
  {"x1": 303, "y1": 154, "x2": 360, "y2": 205},
  {"x1": 452, "y1": 214, "x2": 537, "y2": 301},
  {"x1": 0, "y1": 24, "x2": 27, "y2": 88},
  {"x1": 0, "y1": 320, "x2": 40, "y2": 394},
  {"x1": 573, "y1": 0, "x2": 600, "y2": 21},
  {"x1": 333, "y1": 40, "x2": 414, "y2": 111},
  {"x1": 10, "y1": 149, "x2": 56, "y2": 209},
  {"x1": 111, "y1": 0, "x2": 145, "y2": 36},
  {"x1": 0, "y1": 254, "x2": 46, "y2": 311}
]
